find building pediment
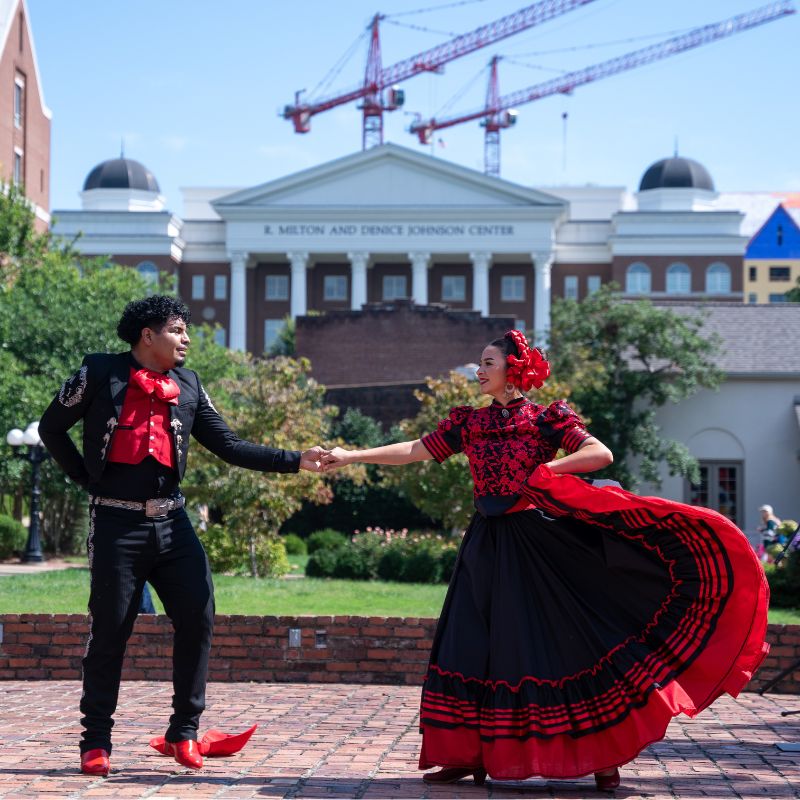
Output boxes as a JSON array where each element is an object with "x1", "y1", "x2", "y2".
[{"x1": 212, "y1": 144, "x2": 566, "y2": 216}]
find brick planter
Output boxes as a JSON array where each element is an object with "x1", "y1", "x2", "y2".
[{"x1": 0, "y1": 614, "x2": 797, "y2": 693}]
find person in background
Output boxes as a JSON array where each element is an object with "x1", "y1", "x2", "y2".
[{"x1": 757, "y1": 504, "x2": 783, "y2": 562}]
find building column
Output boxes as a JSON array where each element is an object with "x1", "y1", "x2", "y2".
[
  {"x1": 409, "y1": 251, "x2": 431, "y2": 306},
  {"x1": 348, "y1": 251, "x2": 369, "y2": 311},
  {"x1": 533, "y1": 250, "x2": 555, "y2": 345},
  {"x1": 470, "y1": 251, "x2": 491, "y2": 316},
  {"x1": 288, "y1": 251, "x2": 309, "y2": 319},
  {"x1": 229, "y1": 250, "x2": 248, "y2": 351}
]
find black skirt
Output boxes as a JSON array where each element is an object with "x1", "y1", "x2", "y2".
[{"x1": 418, "y1": 467, "x2": 769, "y2": 779}]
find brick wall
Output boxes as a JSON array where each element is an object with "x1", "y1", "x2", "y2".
[{"x1": 0, "y1": 614, "x2": 797, "y2": 693}]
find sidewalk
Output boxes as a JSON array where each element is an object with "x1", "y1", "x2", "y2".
[
  {"x1": 0, "y1": 557, "x2": 84, "y2": 577},
  {"x1": 0, "y1": 682, "x2": 798, "y2": 799}
]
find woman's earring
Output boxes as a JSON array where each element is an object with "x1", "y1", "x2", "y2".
[{"x1": 505, "y1": 382, "x2": 516, "y2": 397}]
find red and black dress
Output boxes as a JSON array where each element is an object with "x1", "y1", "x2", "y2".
[{"x1": 418, "y1": 397, "x2": 769, "y2": 780}]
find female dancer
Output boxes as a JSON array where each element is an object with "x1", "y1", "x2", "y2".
[{"x1": 321, "y1": 330, "x2": 769, "y2": 790}]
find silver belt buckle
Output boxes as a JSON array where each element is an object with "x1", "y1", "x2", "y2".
[{"x1": 145, "y1": 498, "x2": 171, "y2": 517}]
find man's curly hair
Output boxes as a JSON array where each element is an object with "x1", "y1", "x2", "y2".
[{"x1": 117, "y1": 295, "x2": 191, "y2": 345}]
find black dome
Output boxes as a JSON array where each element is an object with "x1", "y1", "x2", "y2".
[
  {"x1": 83, "y1": 158, "x2": 160, "y2": 192},
  {"x1": 639, "y1": 157, "x2": 714, "y2": 192}
]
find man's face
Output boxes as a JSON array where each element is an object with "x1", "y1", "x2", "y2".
[{"x1": 142, "y1": 317, "x2": 190, "y2": 370}]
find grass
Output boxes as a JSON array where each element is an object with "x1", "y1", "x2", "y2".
[{"x1": 1, "y1": 568, "x2": 799, "y2": 624}]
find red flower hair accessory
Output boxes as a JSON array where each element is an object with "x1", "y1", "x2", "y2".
[{"x1": 504, "y1": 330, "x2": 550, "y2": 391}]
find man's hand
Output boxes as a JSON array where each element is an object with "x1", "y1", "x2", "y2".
[
  {"x1": 320, "y1": 447, "x2": 354, "y2": 472},
  {"x1": 300, "y1": 446, "x2": 329, "y2": 473}
]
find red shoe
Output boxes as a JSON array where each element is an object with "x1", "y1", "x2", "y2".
[
  {"x1": 163, "y1": 739, "x2": 203, "y2": 769},
  {"x1": 422, "y1": 767, "x2": 487, "y2": 786},
  {"x1": 80, "y1": 748, "x2": 110, "y2": 777},
  {"x1": 594, "y1": 767, "x2": 621, "y2": 791}
]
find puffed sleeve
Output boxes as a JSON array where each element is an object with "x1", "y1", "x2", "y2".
[
  {"x1": 420, "y1": 405, "x2": 471, "y2": 463},
  {"x1": 536, "y1": 400, "x2": 592, "y2": 454}
]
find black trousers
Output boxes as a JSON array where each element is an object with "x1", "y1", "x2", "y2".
[{"x1": 80, "y1": 504, "x2": 215, "y2": 754}]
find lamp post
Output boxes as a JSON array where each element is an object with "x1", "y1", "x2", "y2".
[{"x1": 6, "y1": 421, "x2": 49, "y2": 563}]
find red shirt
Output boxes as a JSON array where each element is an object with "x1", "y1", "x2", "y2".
[{"x1": 107, "y1": 368, "x2": 179, "y2": 468}]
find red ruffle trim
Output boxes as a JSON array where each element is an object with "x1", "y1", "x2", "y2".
[{"x1": 419, "y1": 465, "x2": 770, "y2": 779}]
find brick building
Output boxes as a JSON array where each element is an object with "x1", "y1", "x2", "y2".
[
  {"x1": 0, "y1": 0, "x2": 50, "y2": 230},
  {"x1": 52, "y1": 144, "x2": 757, "y2": 353}
]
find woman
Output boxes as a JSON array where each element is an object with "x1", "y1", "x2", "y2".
[{"x1": 321, "y1": 330, "x2": 769, "y2": 790}]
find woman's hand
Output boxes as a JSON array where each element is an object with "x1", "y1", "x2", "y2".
[{"x1": 320, "y1": 446, "x2": 357, "y2": 471}]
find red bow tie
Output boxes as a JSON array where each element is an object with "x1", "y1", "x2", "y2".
[{"x1": 131, "y1": 369, "x2": 180, "y2": 405}]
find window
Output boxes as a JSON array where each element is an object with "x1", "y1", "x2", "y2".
[
  {"x1": 441, "y1": 275, "x2": 466, "y2": 302},
  {"x1": 515, "y1": 318, "x2": 526, "y2": 331},
  {"x1": 769, "y1": 266, "x2": 791, "y2": 282},
  {"x1": 705, "y1": 262, "x2": 731, "y2": 294},
  {"x1": 748, "y1": 266, "x2": 757, "y2": 282},
  {"x1": 265, "y1": 274, "x2": 289, "y2": 300},
  {"x1": 625, "y1": 262, "x2": 651, "y2": 294},
  {"x1": 587, "y1": 275, "x2": 601, "y2": 294},
  {"x1": 769, "y1": 293, "x2": 788, "y2": 303},
  {"x1": 748, "y1": 293, "x2": 758, "y2": 304},
  {"x1": 665, "y1": 262, "x2": 691, "y2": 294},
  {"x1": 500, "y1": 275, "x2": 525, "y2": 302},
  {"x1": 213, "y1": 327, "x2": 226, "y2": 347},
  {"x1": 13, "y1": 150, "x2": 22, "y2": 186},
  {"x1": 777, "y1": 224, "x2": 784, "y2": 247},
  {"x1": 191, "y1": 275, "x2": 205, "y2": 300},
  {"x1": 264, "y1": 318, "x2": 284, "y2": 349},
  {"x1": 564, "y1": 275, "x2": 579, "y2": 300},
  {"x1": 13, "y1": 80, "x2": 23, "y2": 128},
  {"x1": 136, "y1": 261, "x2": 159, "y2": 287},
  {"x1": 383, "y1": 275, "x2": 407, "y2": 300},
  {"x1": 213, "y1": 274, "x2": 227, "y2": 300},
  {"x1": 323, "y1": 274, "x2": 348, "y2": 301},
  {"x1": 688, "y1": 462, "x2": 742, "y2": 525}
]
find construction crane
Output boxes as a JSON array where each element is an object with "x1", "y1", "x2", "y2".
[
  {"x1": 282, "y1": 0, "x2": 599, "y2": 150},
  {"x1": 409, "y1": 1, "x2": 796, "y2": 176}
]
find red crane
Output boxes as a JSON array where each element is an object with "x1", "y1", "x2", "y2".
[
  {"x1": 409, "y1": 1, "x2": 796, "y2": 176},
  {"x1": 282, "y1": 0, "x2": 599, "y2": 150}
]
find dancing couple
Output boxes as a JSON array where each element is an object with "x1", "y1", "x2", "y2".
[{"x1": 41, "y1": 295, "x2": 768, "y2": 790}]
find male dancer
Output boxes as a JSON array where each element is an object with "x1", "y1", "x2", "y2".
[{"x1": 39, "y1": 295, "x2": 325, "y2": 776}]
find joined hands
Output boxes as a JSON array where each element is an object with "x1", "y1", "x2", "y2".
[{"x1": 299, "y1": 446, "x2": 355, "y2": 473}]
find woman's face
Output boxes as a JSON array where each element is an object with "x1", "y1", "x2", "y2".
[{"x1": 476, "y1": 345, "x2": 508, "y2": 396}]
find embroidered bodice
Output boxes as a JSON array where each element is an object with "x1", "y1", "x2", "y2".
[{"x1": 421, "y1": 398, "x2": 591, "y2": 514}]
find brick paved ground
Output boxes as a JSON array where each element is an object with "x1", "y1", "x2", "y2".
[{"x1": 0, "y1": 682, "x2": 798, "y2": 799}]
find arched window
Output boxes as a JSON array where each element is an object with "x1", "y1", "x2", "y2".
[
  {"x1": 706, "y1": 262, "x2": 731, "y2": 294},
  {"x1": 625, "y1": 262, "x2": 651, "y2": 294},
  {"x1": 136, "y1": 260, "x2": 159, "y2": 287},
  {"x1": 666, "y1": 262, "x2": 691, "y2": 294}
]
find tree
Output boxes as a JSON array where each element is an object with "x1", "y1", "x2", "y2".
[
  {"x1": 384, "y1": 371, "x2": 576, "y2": 533},
  {"x1": 0, "y1": 184, "x2": 154, "y2": 551},
  {"x1": 785, "y1": 277, "x2": 800, "y2": 302},
  {"x1": 185, "y1": 356, "x2": 354, "y2": 577},
  {"x1": 548, "y1": 285, "x2": 723, "y2": 489}
]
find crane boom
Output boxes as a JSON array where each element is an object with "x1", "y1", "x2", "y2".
[
  {"x1": 282, "y1": 0, "x2": 598, "y2": 136},
  {"x1": 410, "y1": 1, "x2": 795, "y2": 147}
]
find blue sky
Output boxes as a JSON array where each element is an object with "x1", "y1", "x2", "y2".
[{"x1": 28, "y1": 0, "x2": 799, "y2": 214}]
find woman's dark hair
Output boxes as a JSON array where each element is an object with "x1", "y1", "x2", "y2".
[
  {"x1": 117, "y1": 295, "x2": 191, "y2": 345},
  {"x1": 489, "y1": 333, "x2": 521, "y2": 359}
]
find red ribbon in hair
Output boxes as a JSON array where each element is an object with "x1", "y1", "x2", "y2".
[
  {"x1": 130, "y1": 369, "x2": 181, "y2": 405},
  {"x1": 504, "y1": 330, "x2": 550, "y2": 391}
]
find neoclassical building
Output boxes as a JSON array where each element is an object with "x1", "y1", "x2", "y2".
[{"x1": 52, "y1": 144, "x2": 751, "y2": 353}]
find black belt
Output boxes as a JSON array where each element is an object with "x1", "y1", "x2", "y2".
[{"x1": 90, "y1": 494, "x2": 185, "y2": 518}]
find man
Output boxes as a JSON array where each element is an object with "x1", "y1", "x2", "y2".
[{"x1": 39, "y1": 295, "x2": 325, "y2": 777}]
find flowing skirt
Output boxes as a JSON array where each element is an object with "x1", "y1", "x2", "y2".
[{"x1": 418, "y1": 465, "x2": 769, "y2": 780}]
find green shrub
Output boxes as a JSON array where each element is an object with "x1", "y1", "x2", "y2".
[
  {"x1": 200, "y1": 524, "x2": 290, "y2": 577},
  {"x1": 766, "y1": 550, "x2": 800, "y2": 608},
  {"x1": 377, "y1": 544, "x2": 406, "y2": 581},
  {"x1": 777, "y1": 519, "x2": 798, "y2": 543},
  {"x1": 0, "y1": 514, "x2": 26, "y2": 559},
  {"x1": 403, "y1": 547, "x2": 442, "y2": 584},
  {"x1": 282, "y1": 533, "x2": 307, "y2": 555},
  {"x1": 307, "y1": 528, "x2": 347, "y2": 554},
  {"x1": 306, "y1": 548, "x2": 339, "y2": 578},
  {"x1": 439, "y1": 546, "x2": 459, "y2": 582},
  {"x1": 332, "y1": 547, "x2": 373, "y2": 580}
]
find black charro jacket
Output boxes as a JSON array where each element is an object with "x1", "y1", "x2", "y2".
[{"x1": 39, "y1": 352, "x2": 301, "y2": 490}]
